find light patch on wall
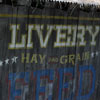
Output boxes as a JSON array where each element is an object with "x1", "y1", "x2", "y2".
[{"x1": 56, "y1": 0, "x2": 100, "y2": 5}]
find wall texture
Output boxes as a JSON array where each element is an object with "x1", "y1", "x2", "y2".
[{"x1": 0, "y1": 3, "x2": 100, "y2": 100}]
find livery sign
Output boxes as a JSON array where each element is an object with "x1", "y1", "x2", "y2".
[{"x1": 0, "y1": 5, "x2": 99, "y2": 100}]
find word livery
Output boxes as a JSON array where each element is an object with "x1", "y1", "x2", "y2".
[{"x1": 8, "y1": 24, "x2": 99, "y2": 49}]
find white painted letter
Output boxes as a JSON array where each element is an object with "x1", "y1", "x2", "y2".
[
  {"x1": 86, "y1": 26, "x2": 99, "y2": 46},
  {"x1": 35, "y1": 25, "x2": 53, "y2": 48},
  {"x1": 71, "y1": 25, "x2": 77, "y2": 46},
  {"x1": 54, "y1": 25, "x2": 72, "y2": 47},
  {"x1": 9, "y1": 24, "x2": 26, "y2": 49},
  {"x1": 77, "y1": 26, "x2": 86, "y2": 46},
  {"x1": 27, "y1": 25, "x2": 34, "y2": 48}
]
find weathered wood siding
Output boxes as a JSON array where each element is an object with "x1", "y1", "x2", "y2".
[{"x1": 0, "y1": 4, "x2": 99, "y2": 100}]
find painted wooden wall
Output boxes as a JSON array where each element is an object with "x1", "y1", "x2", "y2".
[{"x1": 0, "y1": 3, "x2": 99, "y2": 100}]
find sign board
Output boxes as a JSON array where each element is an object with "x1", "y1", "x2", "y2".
[{"x1": 0, "y1": 5, "x2": 99, "y2": 100}]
